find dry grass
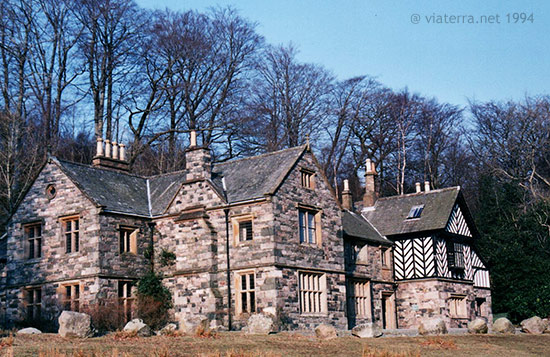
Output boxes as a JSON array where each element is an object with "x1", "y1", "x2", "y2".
[{"x1": 2, "y1": 333, "x2": 549, "y2": 357}]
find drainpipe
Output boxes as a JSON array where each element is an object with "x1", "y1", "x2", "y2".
[
  {"x1": 222, "y1": 178, "x2": 232, "y2": 331},
  {"x1": 147, "y1": 222, "x2": 156, "y2": 271}
]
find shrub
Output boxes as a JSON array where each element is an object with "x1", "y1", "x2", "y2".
[
  {"x1": 80, "y1": 299, "x2": 127, "y2": 334},
  {"x1": 136, "y1": 271, "x2": 172, "y2": 330}
]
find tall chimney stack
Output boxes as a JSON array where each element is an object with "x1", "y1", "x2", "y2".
[
  {"x1": 185, "y1": 130, "x2": 211, "y2": 180},
  {"x1": 342, "y1": 179, "x2": 353, "y2": 210},
  {"x1": 363, "y1": 159, "x2": 378, "y2": 207},
  {"x1": 424, "y1": 181, "x2": 431, "y2": 192},
  {"x1": 92, "y1": 137, "x2": 130, "y2": 171},
  {"x1": 415, "y1": 182, "x2": 421, "y2": 193}
]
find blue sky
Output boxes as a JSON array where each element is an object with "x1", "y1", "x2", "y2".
[{"x1": 136, "y1": 0, "x2": 549, "y2": 108}]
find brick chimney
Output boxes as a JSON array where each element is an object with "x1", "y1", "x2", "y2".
[
  {"x1": 92, "y1": 137, "x2": 130, "y2": 171},
  {"x1": 363, "y1": 159, "x2": 378, "y2": 207},
  {"x1": 185, "y1": 130, "x2": 211, "y2": 180},
  {"x1": 341, "y1": 179, "x2": 353, "y2": 210}
]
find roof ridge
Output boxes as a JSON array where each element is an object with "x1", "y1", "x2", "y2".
[
  {"x1": 55, "y1": 157, "x2": 146, "y2": 179},
  {"x1": 213, "y1": 145, "x2": 307, "y2": 168},
  {"x1": 376, "y1": 186, "x2": 459, "y2": 202},
  {"x1": 147, "y1": 169, "x2": 187, "y2": 179}
]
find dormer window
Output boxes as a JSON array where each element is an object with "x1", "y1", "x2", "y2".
[
  {"x1": 407, "y1": 205, "x2": 424, "y2": 219},
  {"x1": 300, "y1": 169, "x2": 315, "y2": 189}
]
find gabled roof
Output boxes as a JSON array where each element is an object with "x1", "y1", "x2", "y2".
[
  {"x1": 342, "y1": 210, "x2": 392, "y2": 245},
  {"x1": 363, "y1": 186, "x2": 461, "y2": 237},
  {"x1": 148, "y1": 171, "x2": 187, "y2": 215},
  {"x1": 211, "y1": 146, "x2": 306, "y2": 203},
  {"x1": 56, "y1": 159, "x2": 150, "y2": 216}
]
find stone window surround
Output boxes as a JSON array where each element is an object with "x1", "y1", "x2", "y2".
[
  {"x1": 23, "y1": 220, "x2": 43, "y2": 260},
  {"x1": 349, "y1": 279, "x2": 372, "y2": 318},
  {"x1": 380, "y1": 246, "x2": 392, "y2": 269},
  {"x1": 118, "y1": 280, "x2": 135, "y2": 323},
  {"x1": 61, "y1": 281, "x2": 81, "y2": 312},
  {"x1": 297, "y1": 203, "x2": 322, "y2": 246},
  {"x1": 118, "y1": 225, "x2": 138, "y2": 254},
  {"x1": 231, "y1": 213, "x2": 256, "y2": 246},
  {"x1": 59, "y1": 214, "x2": 80, "y2": 254},
  {"x1": 299, "y1": 167, "x2": 316, "y2": 190},
  {"x1": 297, "y1": 270, "x2": 328, "y2": 315},
  {"x1": 24, "y1": 286, "x2": 42, "y2": 320},
  {"x1": 235, "y1": 269, "x2": 256, "y2": 315},
  {"x1": 448, "y1": 293, "x2": 468, "y2": 319}
]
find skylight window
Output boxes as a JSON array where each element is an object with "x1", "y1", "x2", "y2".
[{"x1": 407, "y1": 205, "x2": 424, "y2": 219}]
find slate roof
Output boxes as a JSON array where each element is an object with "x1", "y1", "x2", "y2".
[
  {"x1": 363, "y1": 187, "x2": 460, "y2": 237},
  {"x1": 56, "y1": 159, "x2": 150, "y2": 216},
  {"x1": 342, "y1": 211, "x2": 392, "y2": 245},
  {"x1": 53, "y1": 145, "x2": 307, "y2": 216},
  {"x1": 211, "y1": 146, "x2": 306, "y2": 203}
]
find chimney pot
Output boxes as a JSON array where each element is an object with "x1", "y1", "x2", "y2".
[
  {"x1": 343, "y1": 179, "x2": 350, "y2": 192},
  {"x1": 342, "y1": 179, "x2": 353, "y2": 210},
  {"x1": 96, "y1": 137, "x2": 104, "y2": 157},
  {"x1": 119, "y1": 143, "x2": 126, "y2": 162},
  {"x1": 424, "y1": 181, "x2": 431, "y2": 192},
  {"x1": 190, "y1": 130, "x2": 197, "y2": 147},
  {"x1": 112, "y1": 142, "x2": 119, "y2": 160},
  {"x1": 105, "y1": 140, "x2": 112, "y2": 158},
  {"x1": 416, "y1": 182, "x2": 421, "y2": 193}
]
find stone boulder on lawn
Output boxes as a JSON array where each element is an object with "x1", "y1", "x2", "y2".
[
  {"x1": 123, "y1": 319, "x2": 152, "y2": 337},
  {"x1": 492, "y1": 317, "x2": 515, "y2": 334},
  {"x1": 246, "y1": 313, "x2": 276, "y2": 335},
  {"x1": 157, "y1": 323, "x2": 177, "y2": 336},
  {"x1": 418, "y1": 318, "x2": 447, "y2": 335},
  {"x1": 351, "y1": 323, "x2": 382, "y2": 338},
  {"x1": 17, "y1": 327, "x2": 42, "y2": 335},
  {"x1": 520, "y1": 316, "x2": 545, "y2": 335},
  {"x1": 315, "y1": 324, "x2": 338, "y2": 340},
  {"x1": 467, "y1": 318, "x2": 488, "y2": 334},
  {"x1": 58, "y1": 311, "x2": 93, "y2": 338},
  {"x1": 542, "y1": 318, "x2": 550, "y2": 333}
]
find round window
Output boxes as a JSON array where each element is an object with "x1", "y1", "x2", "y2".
[{"x1": 46, "y1": 184, "x2": 56, "y2": 199}]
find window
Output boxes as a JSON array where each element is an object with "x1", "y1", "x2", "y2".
[
  {"x1": 407, "y1": 205, "x2": 424, "y2": 219},
  {"x1": 349, "y1": 281, "x2": 371, "y2": 318},
  {"x1": 119, "y1": 227, "x2": 137, "y2": 254},
  {"x1": 238, "y1": 220, "x2": 253, "y2": 242},
  {"x1": 62, "y1": 217, "x2": 79, "y2": 253},
  {"x1": 232, "y1": 216, "x2": 254, "y2": 244},
  {"x1": 45, "y1": 184, "x2": 56, "y2": 199},
  {"x1": 25, "y1": 223, "x2": 42, "y2": 259},
  {"x1": 26, "y1": 287, "x2": 42, "y2": 320},
  {"x1": 298, "y1": 272, "x2": 327, "y2": 314},
  {"x1": 62, "y1": 283, "x2": 80, "y2": 312},
  {"x1": 299, "y1": 209, "x2": 321, "y2": 244},
  {"x1": 118, "y1": 281, "x2": 135, "y2": 322},
  {"x1": 447, "y1": 242, "x2": 465, "y2": 269},
  {"x1": 381, "y1": 248, "x2": 391, "y2": 267},
  {"x1": 236, "y1": 271, "x2": 256, "y2": 314},
  {"x1": 300, "y1": 169, "x2": 315, "y2": 189},
  {"x1": 449, "y1": 295, "x2": 467, "y2": 318}
]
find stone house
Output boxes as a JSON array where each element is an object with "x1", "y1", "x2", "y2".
[{"x1": 0, "y1": 133, "x2": 491, "y2": 331}]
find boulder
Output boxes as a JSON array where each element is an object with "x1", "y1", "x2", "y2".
[
  {"x1": 492, "y1": 317, "x2": 515, "y2": 334},
  {"x1": 520, "y1": 316, "x2": 545, "y2": 335},
  {"x1": 17, "y1": 327, "x2": 42, "y2": 335},
  {"x1": 467, "y1": 318, "x2": 488, "y2": 334},
  {"x1": 542, "y1": 318, "x2": 550, "y2": 333},
  {"x1": 58, "y1": 311, "x2": 92, "y2": 338},
  {"x1": 246, "y1": 313, "x2": 276, "y2": 335},
  {"x1": 351, "y1": 323, "x2": 382, "y2": 338},
  {"x1": 157, "y1": 323, "x2": 177, "y2": 336},
  {"x1": 418, "y1": 318, "x2": 447, "y2": 335},
  {"x1": 314, "y1": 324, "x2": 337, "y2": 340},
  {"x1": 179, "y1": 315, "x2": 208, "y2": 334},
  {"x1": 123, "y1": 319, "x2": 152, "y2": 337}
]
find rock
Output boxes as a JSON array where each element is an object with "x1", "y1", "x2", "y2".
[
  {"x1": 58, "y1": 311, "x2": 92, "y2": 338},
  {"x1": 351, "y1": 323, "x2": 382, "y2": 338},
  {"x1": 246, "y1": 313, "x2": 276, "y2": 335},
  {"x1": 179, "y1": 315, "x2": 208, "y2": 334},
  {"x1": 520, "y1": 316, "x2": 545, "y2": 335},
  {"x1": 418, "y1": 318, "x2": 447, "y2": 335},
  {"x1": 17, "y1": 327, "x2": 42, "y2": 335},
  {"x1": 467, "y1": 318, "x2": 488, "y2": 334},
  {"x1": 542, "y1": 318, "x2": 550, "y2": 333},
  {"x1": 123, "y1": 319, "x2": 152, "y2": 337},
  {"x1": 492, "y1": 317, "x2": 515, "y2": 334},
  {"x1": 157, "y1": 323, "x2": 177, "y2": 336},
  {"x1": 315, "y1": 324, "x2": 337, "y2": 340}
]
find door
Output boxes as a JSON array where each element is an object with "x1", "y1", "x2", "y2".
[{"x1": 381, "y1": 292, "x2": 397, "y2": 329}]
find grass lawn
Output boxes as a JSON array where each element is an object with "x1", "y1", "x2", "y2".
[{"x1": 2, "y1": 332, "x2": 550, "y2": 357}]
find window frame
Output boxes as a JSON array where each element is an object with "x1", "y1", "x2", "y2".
[
  {"x1": 407, "y1": 205, "x2": 424, "y2": 219},
  {"x1": 298, "y1": 271, "x2": 327, "y2": 315},
  {"x1": 61, "y1": 215, "x2": 80, "y2": 254},
  {"x1": 447, "y1": 241, "x2": 465, "y2": 270},
  {"x1": 118, "y1": 280, "x2": 135, "y2": 323},
  {"x1": 232, "y1": 214, "x2": 254, "y2": 245},
  {"x1": 381, "y1": 247, "x2": 391, "y2": 268},
  {"x1": 349, "y1": 280, "x2": 372, "y2": 318},
  {"x1": 62, "y1": 282, "x2": 81, "y2": 312},
  {"x1": 24, "y1": 222, "x2": 42, "y2": 260},
  {"x1": 236, "y1": 270, "x2": 256, "y2": 315},
  {"x1": 298, "y1": 208, "x2": 322, "y2": 245},
  {"x1": 26, "y1": 287, "x2": 42, "y2": 320},
  {"x1": 300, "y1": 168, "x2": 316, "y2": 190},
  {"x1": 448, "y1": 294, "x2": 468, "y2": 318},
  {"x1": 119, "y1": 226, "x2": 138, "y2": 254}
]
